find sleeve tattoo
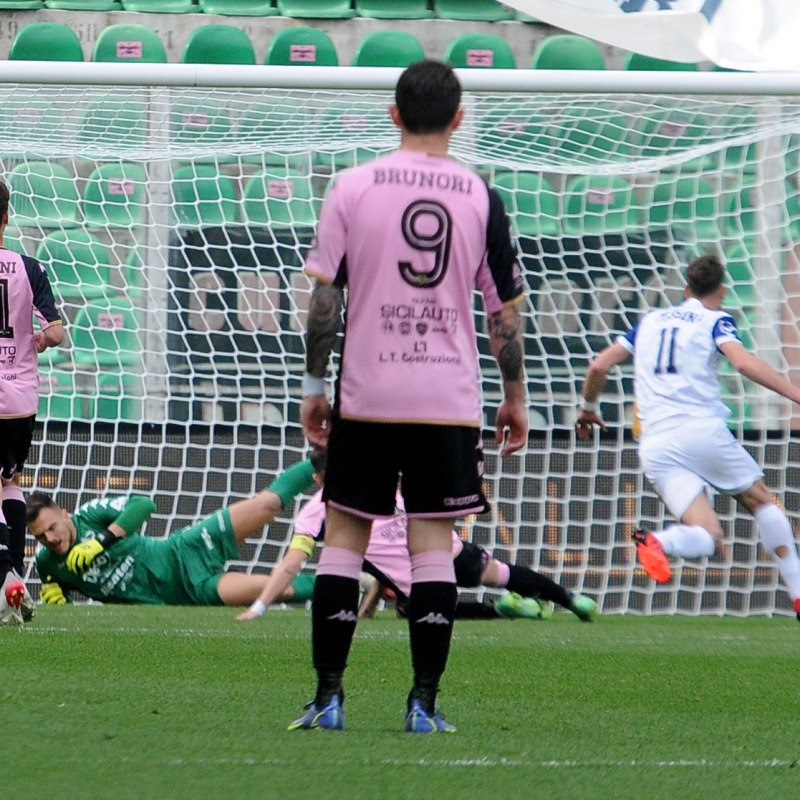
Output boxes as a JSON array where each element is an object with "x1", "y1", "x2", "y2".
[
  {"x1": 306, "y1": 281, "x2": 344, "y2": 379},
  {"x1": 487, "y1": 304, "x2": 524, "y2": 384}
]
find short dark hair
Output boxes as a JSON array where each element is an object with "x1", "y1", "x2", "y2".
[
  {"x1": 26, "y1": 491, "x2": 59, "y2": 525},
  {"x1": 0, "y1": 181, "x2": 9, "y2": 220},
  {"x1": 685, "y1": 254, "x2": 726, "y2": 298},
  {"x1": 394, "y1": 60, "x2": 461, "y2": 135}
]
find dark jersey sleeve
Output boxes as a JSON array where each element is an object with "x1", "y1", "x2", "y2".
[
  {"x1": 23, "y1": 256, "x2": 61, "y2": 324},
  {"x1": 484, "y1": 186, "x2": 525, "y2": 304}
]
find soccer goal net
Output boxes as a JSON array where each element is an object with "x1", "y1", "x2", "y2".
[{"x1": 9, "y1": 63, "x2": 800, "y2": 616}]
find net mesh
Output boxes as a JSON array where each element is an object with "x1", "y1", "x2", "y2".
[{"x1": 8, "y1": 79, "x2": 800, "y2": 615}]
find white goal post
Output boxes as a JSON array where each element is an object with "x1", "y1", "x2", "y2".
[{"x1": 7, "y1": 61, "x2": 800, "y2": 616}]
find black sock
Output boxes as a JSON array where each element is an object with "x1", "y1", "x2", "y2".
[
  {"x1": 3, "y1": 498, "x2": 26, "y2": 576},
  {"x1": 506, "y1": 564, "x2": 573, "y2": 609},
  {"x1": 311, "y1": 574, "x2": 360, "y2": 706},
  {"x1": 0, "y1": 522, "x2": 13, "y2": 583},
  {"x1": 407, "y1": 580, "x2": 457, "y2": 713}
]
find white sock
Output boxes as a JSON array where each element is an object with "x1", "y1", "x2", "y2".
[
  {"x1": 755, "y1": 504, "x2": 800, "y2": 601},
  {"x1": 654, "y1": 524, "x2": 716, "y2": 558}
]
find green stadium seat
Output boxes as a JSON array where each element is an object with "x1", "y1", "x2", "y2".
[
  {"x1": 3, "y1": 99, "x2": 62, "y2": 161},
  {"x1": 0, "y1": 1, "x2": 43, "y2": 8},
  {"x1": 182, "y1": 25, "x2": 257, "y2": 64},
  {"x1": 242, "y1": 169, "x2": 318, "y2": 230},
  {"x1": 38, "y1": 368, "x2": 92, "y2": 421},
  {"x1": 238, "y1": 96, "x2": 314, "y2": 168},
  {"x1": 645, "y1": 172, "x2": 720, "y2": 245},
  {"x1": 7, "y1": 162, "x2": 81, "y2": 230},
  {"x1": 634, "y1": 107, "x2": 712, "y2": 167},
  {"x1": 352, "y1": 31, "x2": 425, "y2": 67},
  {"x1": 45, "y1": 1, "x2": 120, "y2": 8},
  {"x1": 124, "y1": 247, "x2": 147, "y2": 301},
  {"x1": 562, "y1": 175, "x2": 641, "y2": 237},
  {"x1": 198, "y1": 0, "x2": 278, "y2": 13},
  {"x1": 492, "y1": 171, "x2": 560, "y2": 238},
  {"x1": 265, "y1": 26, "x2": 339, "y2": 65},
  {"x1": 95, "y1": 372, "x2": 144, "y2": 422},
  {"x1": 35, "y1": 230, "x2": 114, "y2": 301},
  {"x1": 91, "y1": 24, "x2": 168, "y2": 63},
  {"x1": 81, "y1": 163, "x2": 148, "y2": 230},
  {"x1": 443, "y1": 33, "x2": 516, "y2": 69},
  {"x1": 9, "y1": 23, "x2": 84, "y2": 61},
  {"x1": 1, "y1": 229, "x2": 26, "y2": 255},
  {"x1": 530, "y1": 34, "x2": 605, "y2": 70},
  {"x1": 623, "y1": 52, "x2": 698, "y2": 71},
  {"x1": 550, "y1": 107, "x2": 631, "y2": 165},
  {"x1": 722, "y1": 180, "x2": 762, "y2": 241},
  {"x1": 276, "y1": 0, "x2": 356, "y2": 17},
  {"x1": 70, "y1": 297, "x2": 143, "y2": 370},
  {"x1": 314, "y1": 101, "x2": 395, "y2": 171},
  {"x1": 76, "y1": 98, "x2": 148, "y2": 153},
  {"x1": 122, "y1": 0, "x2": 195, "y2": 10},
  {"x1": 171, "y1": 99, "x2": 234, "y2": 161},
  {"x1": 475, "y1": 99, "x2": 551, "y2": 164},
  {"x1": 356, "y1": 0, "x2": 432, "y2": 18},
  {"x1": 434, "y1": 0, "x2": 513, "y2": 21},
  {"x1": 172, "y1": 165, "x2": 240, "y2": 228},
  {"x1": 724, "y1": 239, "x2": 758, "y2": 310}
]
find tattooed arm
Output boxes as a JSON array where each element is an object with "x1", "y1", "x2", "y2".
[
  {"x1": 302, "y1": 280, "x2": 344, "y2": 448},
  {"x1": 487, "y1": 300, "x2": 528, "y2": 456}
]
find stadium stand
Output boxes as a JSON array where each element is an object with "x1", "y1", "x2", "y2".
[
  {"x1": 264, "y1": 26, "x2": 339, "y2": 65},
  {"x1": 352, "y1": 30, "x2": 425, "y2": 67},
  {"x1": 9, "y1": 22, "x2": 84, "y2": 61},
  {"x1": 276, "y1": 0, "x2": 356, "y2": 18},
  {"x1": 434, "y1": 0, "x2": 514, "y2": 21},
  {"x1": 182, "y1": 25, "x2": 257, "y2": 64},
  {"x1": 530, "y1": 34, "x2": 606, "y2": 69},
  {"x1": 7, "y1": 162, "x2": 81, "y2": 230},
  {"x1": 443, "y1": 32, "x2": 516, "y2": 69},
  {"x1": 355, "y1": 0, "x2": 433, "y2": 19},
  {"x1": 91, "y1": 24, "x2": 168, "y2": 63}
]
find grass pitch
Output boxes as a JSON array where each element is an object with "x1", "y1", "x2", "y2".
[{"x1": 4, "y1": 605, "x2": 800, "y2": 800}]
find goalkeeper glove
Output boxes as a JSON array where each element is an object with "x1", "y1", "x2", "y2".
[
  {"x1": 65, "y1": 529, "x2": 119, "y2": 573},
  {"x1": 40, "y1": 581, "x2": 67, "y2": 605}
]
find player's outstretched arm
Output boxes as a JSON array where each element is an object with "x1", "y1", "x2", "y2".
[
  {"x1": 721, "y1": 340, "x2": 800, "y2": 406},
  {"x1": 576, "y1": 342, "x2": 631, "y2": 440},
  {"x1": 487, "y1": 301, "x2": 528, "y2": 456},
  {"x1": 236, "y1": 546, "x2": 311, "y2": 621}
]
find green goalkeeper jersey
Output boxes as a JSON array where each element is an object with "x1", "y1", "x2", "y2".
[{"x1": 35, "y1": 495, "x2": 236, "y2": 605}]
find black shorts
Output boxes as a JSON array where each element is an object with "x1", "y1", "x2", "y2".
[
  {"x1": 322, "y1": 417, "x2": 489, "y2": 519},
  {"x1": 0, "y1": 415, "x2": 36, "y2": 480}
]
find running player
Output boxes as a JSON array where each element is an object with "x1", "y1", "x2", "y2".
[
  {"x1": 28, "y1": 460, "x2": 315, "y2": 608},
  {"x1": 295, "y1": 60, "x2": 528, "y2": 733},
  {"x1": 0, "y1": 179, "x2": 64, "y2": 626},
  {"x1": 576, "y1": 254, "x2": 800, "y2": 617}
]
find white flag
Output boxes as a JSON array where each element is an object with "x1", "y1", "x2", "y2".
[{"x1": 504, "y1": 0, "x2": 800, "y2": 72}]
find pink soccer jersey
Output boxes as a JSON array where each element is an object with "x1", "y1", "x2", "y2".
[
  {"x1": 305, "y1": 149, "x2": 524, "y2": 426},
  {"x1": 0, "y1": 248, "x2": 62, "y2": 418},
  {"x1": 293, "y1": 488, "x2": 462, "y2": 597}
]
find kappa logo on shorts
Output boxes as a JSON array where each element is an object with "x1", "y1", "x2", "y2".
[{"x1": 201, "y1": 528, "x2": 214, "y2": 551}]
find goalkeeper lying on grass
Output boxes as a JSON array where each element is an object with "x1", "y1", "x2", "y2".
[{"x1": 27, "y1": 460, "x2": 316, "y2": 607}]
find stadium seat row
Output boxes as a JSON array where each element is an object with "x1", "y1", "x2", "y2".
[
  {"x1": 0, "y1": 0, "x2": 528, "y2": 20},
  {"x1": 5, "y1": 21, "x2": 703, "y2": 71}
]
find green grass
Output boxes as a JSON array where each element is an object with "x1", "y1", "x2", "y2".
[{"x1": 4, "y1": 607, "x2": 800, "y2": 800}]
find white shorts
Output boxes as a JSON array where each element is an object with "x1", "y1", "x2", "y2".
[{"x1": 638, "y1": 417, "x2": 763, "y2": 520}]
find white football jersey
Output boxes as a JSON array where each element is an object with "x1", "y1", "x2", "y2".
[{"x1": 617, "y1": 297, "x2": 740, "y2": 435}]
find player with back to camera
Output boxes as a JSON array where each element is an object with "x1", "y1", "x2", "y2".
[
  {"x1": 0, "y1": 179, "x2": 64, "y2": 626},
  {"x1": 576, "y1": 254, "x2": 800, "y2": 617},
  {"x1": 293, "y1": 60, "x2": 528, "y2": 733},
  {"x1": 28, "y1": 460, "x2": 316, "y2": 608}
]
